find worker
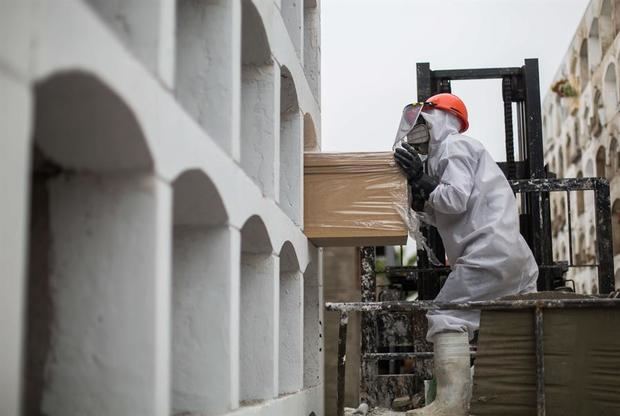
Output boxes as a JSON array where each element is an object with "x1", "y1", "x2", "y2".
[{"x1": 393, "y1": 93, "x2": 538, "y2": 416}]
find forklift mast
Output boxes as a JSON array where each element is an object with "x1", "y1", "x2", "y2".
[{"x1": 416, "y1": 59, "x2": 553, "y2": 294}]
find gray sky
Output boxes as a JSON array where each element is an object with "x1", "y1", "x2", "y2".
[{"x1": 321, "y1": 0, "x2": 590, "y2": 160}]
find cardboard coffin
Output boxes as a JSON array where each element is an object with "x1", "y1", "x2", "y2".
[
  {"x1": 304, "y1": 152, "x2": 409, "y2": 247},
  {"x1": 471, "y1": 292, "x2": 620, "y2": 416}
]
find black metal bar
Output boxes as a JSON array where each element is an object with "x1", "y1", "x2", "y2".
[
  {"x1": 541, "y1": 189, "x2": 554, "y2": 288},
  {"x1": 502, "y1": 77, "x2": 516, "y2": 179},
  {"x1": 363, "y1": 351, "x2": 476, "y2": 361},
  {"x1": 385, "y1": 266, "x2": 452, "y2": 278},
  {"x1": 522, "y1": 59, "x2": 549, "y2": 289},
  {"x1": 509, "y1": 177, "x2": 603, "y2": 192},
  {"x1": 359, "y1": 247, "x2": 377, "y2": 405},
  {"x1": 534, "y1": 307, "x2": 546, "y2": 416},
  {"x1": 365, "y1": 352, "x2": 434, "y2": 360},
  {"x1": 325, "y1": 298, "x2": 620, "y2": 312},
  {"x1": 523, "y1": 59, "x2": 545, "y2": 179},
  {"x1": 567, "y1": 191, "x2": 574, "y2": 266},
  {"x1": 416, "y1": 62, "x2": 432, "y2": 101},
  {"x1": 431, "y1": 67, "x2": 522, "y2": 80},
  {"x1": 337, "y1": 312, "x2": 349, "y2": 416},
  {"x1": 594, "y1": 180, "x2": 615, "y2": 293}
]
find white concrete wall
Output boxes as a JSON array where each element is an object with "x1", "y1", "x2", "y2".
[{"x1": 1, "y1": 0, "x2": 322, "y2": 415}]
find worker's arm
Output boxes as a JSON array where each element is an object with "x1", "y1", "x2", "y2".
[{"x1": 428, "y1": 140, "x2": 476, "y2": 215}]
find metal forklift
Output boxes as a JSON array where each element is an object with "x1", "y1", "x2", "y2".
[{"x1": 326, "y1": 59, "x2": 620, "y2": 416}]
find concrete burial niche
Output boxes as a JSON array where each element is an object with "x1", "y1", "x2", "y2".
[
  {"x1": 240, "y1": 215, "x2": 277, "y2": 403},
  {"x1": 241, "y1": 0, "x2": 279, "y2": 199},
  {"x1": 83, "y1": 0, "x2": 175, "y2": 87},
  {"x1": 171, "y1": 169, "x2": 240, "y2": 414},
  {"x1": 303, "y1": 247, "x2": 322, "y2": 390},
  {"x1": 175, "y1": 0, "x2": 240, "y2": 157},
  {"x1": 280, "y1": 66, "x2": 303, "y2": 225},
  {"x1": 24, "y1": 72, "x2": 171, "y2": 415},
  {"x1": 278, "y1": 241, "x2": 303, "y2": 394},
  {"x1": 281, "y1": 0, "x2": 303, "y2": 60}
]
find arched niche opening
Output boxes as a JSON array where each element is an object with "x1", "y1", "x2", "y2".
[
  {"x1": 601, "y1": 0, "x2": 615, "y2": 53},
  {"x1": 280, "y1": 66, "x2": 302, "y2": 225},
  {"x1": 588, "y1": 19, "x2": 602, "y2": 70},
  {"x1": 610, "y1": 137, "x2": 619, "y2": 174},
  {"x1": 278, "y1": 241, "x2": 303, "y2": 394},
  {"x1": 171, "y1": 169, "x2": 234, "y2": 414},
  {"x1": 597, "y1": 145, "x2": 607, "y2": 178},
  {"x1": 175, "y1": 0, "x2": 238, "y2": 155},
  {"x1": 241, "y1": 0, "x2": 277, "y2": 198},
  {"x1": 25, "y1": 71, "x2": 168, "y2": 415},
  {"x1": 592, "y1": 89, "x2": 605, "y2": 135},
  {"x1": 604, "y1": 63, "x2": 618, "y2": 120},
  {"x1": 580, "y1": 39, "x2": 590, "y2": 91},
  {"x1": 240, "y1": 215, "x2": 276, "y2": 402},
  {"x1": 574, "y1": 119, "x2": 582, "y2": 149},
  {"x1": 614, "y1": 0, "x2": 620, "y2": 35}
]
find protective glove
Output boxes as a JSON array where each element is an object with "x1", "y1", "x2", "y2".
[
  {"x1": 394, "y1": 142, "x2": 439, "y2": 201},
  {"x1": 394, "y1": 142, "x2": 424, "y2": 181},
  {"x1": 410, "y1": 182, "x2": 426, "y2": 212}
]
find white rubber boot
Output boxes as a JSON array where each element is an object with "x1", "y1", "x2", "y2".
[{"x1": 406, "y1": 332, "x2": 471, "y2": 416}]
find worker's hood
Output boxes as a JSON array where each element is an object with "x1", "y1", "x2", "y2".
[{"x1": 420, "y1": 108, "x2": 462, "y2": 153}]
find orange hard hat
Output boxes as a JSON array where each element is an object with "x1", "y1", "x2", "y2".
[{"x1": 426, "y1": 93, "x2": 469, "y2": 133}]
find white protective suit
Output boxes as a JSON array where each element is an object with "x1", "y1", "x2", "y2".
[{"x1": 418, "y1": 109, "x2": 538, "y2": 341}]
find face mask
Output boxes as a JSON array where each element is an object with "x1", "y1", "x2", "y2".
[{"x1": 407, "y1": 123, "x2": 431, "y2": 155}]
